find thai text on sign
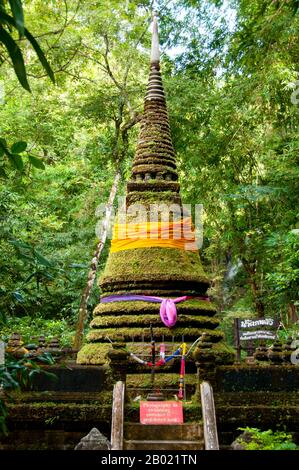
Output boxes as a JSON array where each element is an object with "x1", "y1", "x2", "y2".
[
  {"x1": 236, "y1": 317, "x2": 279, "y2": 341},
  {"x1": 239, "y1": 318, "x2": 278, "y2": 329},
  {"x1": 239, "y1": 330, "x2": 277, "y2": 340}
]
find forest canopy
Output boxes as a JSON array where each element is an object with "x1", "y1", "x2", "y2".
[{"x1": 0, "y1": 0, "x2": 298, "y2": 345}]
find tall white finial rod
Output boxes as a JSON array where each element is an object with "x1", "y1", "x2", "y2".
[{"x1": 150, "y1": 11, "x2": 160, "y2": 64}]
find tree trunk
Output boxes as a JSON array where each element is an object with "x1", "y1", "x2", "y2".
[
  {"x1": 247, "y1": 275, "x2": 265, "y2": 318},
  {"x1": 73, "y1": 170, "x2": 121, "y2": 350},
  {"x1": 287, "y1": 303, "x2": 298, "y2": 324},
  {"x1": 242, "y1": 258, "x2": 265, "y2": 318}
]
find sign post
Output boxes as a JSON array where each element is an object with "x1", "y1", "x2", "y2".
[
  {"x1": 234, "y1": 319, "x2": 241, "y2": 363},
  {"x1": 234, "y1": 317, "x2": 280, "y2": 360}
]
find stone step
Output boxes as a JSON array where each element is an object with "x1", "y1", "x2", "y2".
[
  {"x1": 124, "y1": 439, "x2": 204, "y2": 451},
  {"x1": 124, "y1": 423, "x2": 202, "y2": 441}
]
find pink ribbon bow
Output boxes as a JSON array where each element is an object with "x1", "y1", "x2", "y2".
[{"x1": 160, "y1": 298, "x2": 178, "y2": 328}]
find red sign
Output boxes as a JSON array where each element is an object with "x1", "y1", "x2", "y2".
[{"x1": 140, "y1": 401, "x2": 183, "y2": 425}]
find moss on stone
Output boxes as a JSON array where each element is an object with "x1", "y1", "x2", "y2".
[
  {"x1": 93, "y1": 299, "x2": 216, "y2": 317},
  {"x1": 214, "y1": 391, "x2": 299, "y2": 407},
  {"x1": 87, "y1": 327, "x2": 224, "y2": 343},
  {"x1": 126, "y1": 373, "x2": 198, "y2": 389},
  {"x1": 6, "y1": 400, "x2": 112, "y2": 423},
  {"x1": 126, "y1": 191, "x2": 181, "y2": 205},
  {"x1": 90, "y1": 314, "x2": 219, "y2": 329},
  {"x1": 137, "y1": 141, "x2": 173, "y2": 152},
  {"x1": 212, "y1": 342, "x2": 235, "y2": 364},
  {"x1": 9, "y1": 390, "x2": 112, "y2": 404},
  {"x1": 135, "y1": 152, "x2": 175, "y2": 161},
  {"x1": 133, "y1": 157, "x2": 176, "y2": 167},
  {"x1": 76, "y1": 343, "x2": 112, "y2": 365},
  {"x1": 127, "y1": 181, "x2": 180, "y2": 193},
  {"x1": 132, "y1": 164, "x2": 177, "y2": 176},
  {"x1": 100, "y1": 247, "x2": 210, "y2": 294},
  {"x1": 139, "y1": 129, "x2": 172, "y2": 139},
  {"x1": 122, "y1": 211, "x2": 186, "y2": 224}
]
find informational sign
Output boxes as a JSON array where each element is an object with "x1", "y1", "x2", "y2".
[
  {"x1": 239, "y1": 330, "x2": 277, "y2": 341},
  {"x1": 140, "y1": 401, "x2": 183, "y2": 425},
  {"x1": 234, "y1": 317, "x2": 280, "y2": 361},
  {"x1": 237, "y1": 317, "x2": 279, "y2": 341}
]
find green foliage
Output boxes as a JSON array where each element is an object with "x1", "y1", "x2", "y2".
[
  {"x1": 0, "y1": 0, "x2": 148, "y2": 329},
  {"x1": 0, "y1": 0, "x2": 54, "y2": 174},
  {"x1": 0, "y1": 0, "x2": 298, "y2": 343},
  {"x1": 277, "y1": 324, "x2": 299, "y2": 343},
  {"x1": 0, "y1": 316, "x2": 75, "y2": 347},
  {"x1": 0, "y1": 351, "x2": 56, "y2": 434},
  {"x1": 0, "y1": 0, "x2": 54, "y2": 91},
  {"x1": 265, "y1": 232, "x2": 299, "y2": 308},
  {"x1": 237, "y1": 427, "x2": 298, "y2": 450},
  {"x1": 0, "y1": 137, "x2": 46, "y2": 174},
  {"x1": 219, "y1": 310, "x2": 255, "y2": 347}
]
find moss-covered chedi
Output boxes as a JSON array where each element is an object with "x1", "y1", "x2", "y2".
[{"x1": 77, "y1": 15, "x2": 232, "y2": 365}]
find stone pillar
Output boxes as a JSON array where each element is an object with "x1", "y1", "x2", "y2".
[
  {"x1": 253, "y1": 342, "x2": 269, "y2": 363},
  {"x1": 107, "y1": 342, "x2": 129, "y2": 384},
  {"x1": 192, "y1": 335, "x2": 217, "y2": 400},
  {"x1": 268, "y1": 340, "x2": 284, "y2": 364},
  {"x1": 75, "y1": 428, "x2": 111, "y2": 450}
]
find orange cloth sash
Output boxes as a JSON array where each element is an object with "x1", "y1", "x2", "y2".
[{"x1": 110, "y1": 217, "x2": 197, "y2": 252}]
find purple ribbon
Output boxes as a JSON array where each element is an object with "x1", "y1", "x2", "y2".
[{"x1": 100, "y1": 294, "x2": 210, "y2": 328}]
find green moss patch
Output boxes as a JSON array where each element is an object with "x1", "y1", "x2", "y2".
[
  {"x1": 139, "y1": 128, "x2": 172, "y2": 139},
  {"x1": 135, "y1": 150, "x2": 175, "y2": 160},
  {"x1": 100, "y1": 247, "x2": 209, "y2": 289},
  {"x1": 6, "y1": 401, "x2": 112, "y2": 423},
  {"x1": 132, "y1": 164, "x2": 177, "y2": 176},
  {"x1": 93, "y1": 299, "x2": 216, "y2": 317},
  {"x1": 76, "y1": 343, "x2": 112, "y2": 365},
  {"x1": 127, "y1": 181, "x2": 180, "y2": 193},
  {"x1": 87, "y1": 327, "x2": 224, "y2": 343},
  {"x1": 90, "y1": 314, "x2": 220, "y2": 329},
  {"x1": 100, "y1": 280, "x2": 209, "y2": 296},
  {"x1": 212, "y1": 342, "x2": 235, "y2": 364},
  {"x1": 126, "y1": 373, "x2": 198, "y2": 389},
  {"x1": 126, "y1": 191, "x2": 181, "y2": 206},
  {"x1": 137, "y1": 143, "x2": 174, "y2": 155},
  {"x1": 101, "y1": 288, "x2": 208, "y2": 298},
  {"x1": 133, "y1": 157, "x2": 176, "y2": 168}
]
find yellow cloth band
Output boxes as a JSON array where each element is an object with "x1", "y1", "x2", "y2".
[{"x1": 110, "y1": 218, "x2": 197, "y2": 252}]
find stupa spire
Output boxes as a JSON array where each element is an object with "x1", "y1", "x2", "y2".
[
  {"x1": 150, "y1": 12, "x2": 160, "y2": 65},
  {"x1": 128, "y1": 12, "x2": 176, "y2": 192}
]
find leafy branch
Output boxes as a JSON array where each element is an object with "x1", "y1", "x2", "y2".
[{"x1": 0, "y1": 2, "x2": 55, "y2": 90}]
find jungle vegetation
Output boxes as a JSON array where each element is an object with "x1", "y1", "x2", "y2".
[{"x1": 0, "y1": 0, "x2": 298, "y2": 345}]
